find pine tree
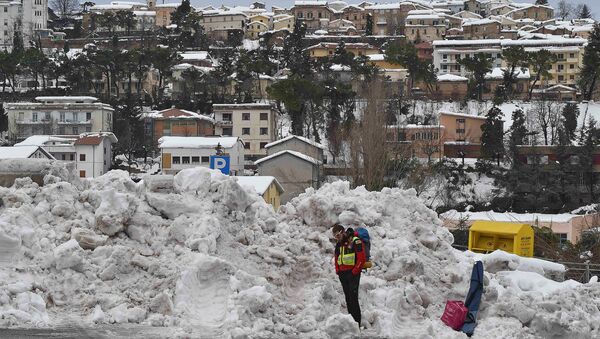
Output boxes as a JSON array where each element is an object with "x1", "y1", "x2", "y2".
[
  {"x1": 580, "y1": 24, "x2": 600, "y2": 100},
  {"x1": 508, "y1": 108, "x2": 527, "y2": 166},
  {"x1": 365, "y1": 13, "x2": 373, "y2": 36},
  {"x1": 501, "y1": 46, "x2": 529, "y2": 98},
  {"x1": 562, "y1": 103, "x2": 579, "y2": 143},
  {"x1": 578, "y1": 118, "x2": 598, "y2": 203},
  {"x1": 459, "y1": 53, "x2": 493, "y2": 101},
  {"x1": 580, "y1": 5, "x2": 592, "y2": 19},
  {"x1": 480, "y1": 106, "x2": 505, "y2": 165}
]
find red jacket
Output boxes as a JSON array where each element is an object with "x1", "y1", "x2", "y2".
[{"x1": 334, "y1": 236, "x2": 366, "y2": 276}]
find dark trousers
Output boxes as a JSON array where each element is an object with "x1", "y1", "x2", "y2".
[{"x1": 338, "y1": 270, "x2": 361, "y2": 325}]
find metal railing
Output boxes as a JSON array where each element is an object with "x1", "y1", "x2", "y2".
[{"x1": 560, "y1": 261, "x2": 600, "y2": 283}]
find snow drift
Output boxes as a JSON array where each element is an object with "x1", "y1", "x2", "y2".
[{"x1": 0, "y1": 166, "x2": 599, "y2": 338}]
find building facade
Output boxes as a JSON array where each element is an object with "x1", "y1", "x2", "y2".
[
  {"x1": 5, "y1": 96, "x2": 114, "y2": 143},
  {"x1": 212, "y1": 103, "x2": 277, "y2": 163}
]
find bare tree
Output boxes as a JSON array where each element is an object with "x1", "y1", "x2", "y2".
[
  {"x1": 348, "y1": 80, "x2": 391, "y2": 190},
  {"x1": 557, "y1": 0, "x2": 573, "y2": 20},
  {"x1": 530, "y1": 98, "x2": 564, "y2": 145},
  {"x1": 50, "y1": 0, "x2": 80, "y2": 19}
]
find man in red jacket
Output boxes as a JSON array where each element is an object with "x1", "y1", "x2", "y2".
[{"x1": 332, "y1": 224, "x2": 366, "y2": 327}]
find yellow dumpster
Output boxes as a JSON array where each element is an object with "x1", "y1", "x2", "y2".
[{"x1": 468, "y1": 221, "x2": 534, "y2": 257}]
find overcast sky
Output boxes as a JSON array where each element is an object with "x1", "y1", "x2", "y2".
[{"x1": 94, "y1": 0, "x2": 599, "y2": 18}]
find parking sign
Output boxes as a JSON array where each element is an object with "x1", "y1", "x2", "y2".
[{"x1": 210, "y1": 155, "x2": 230, "y2": 174}]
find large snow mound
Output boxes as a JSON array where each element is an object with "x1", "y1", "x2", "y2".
[{"x1": 0, "y1": 168, "x2": 598, "y2": 338}]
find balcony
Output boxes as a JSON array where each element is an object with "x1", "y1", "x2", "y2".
[
  {"x1": 216, "y1": 120, "x2": 233, "y2": 126},
  {"x1": 58, "y1": 119, "x2": 93, "y2": 125},
  {"x1": 15, "y1": 119, "x2": 52, "y2": 125}
]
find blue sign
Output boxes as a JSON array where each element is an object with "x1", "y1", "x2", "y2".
[{"x1": 210, "y1": 155, "x2": 230, "y2": 174}]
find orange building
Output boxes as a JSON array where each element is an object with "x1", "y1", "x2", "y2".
[{"x1": 142, "y1": 108, "x2": 215, "y2": 144}]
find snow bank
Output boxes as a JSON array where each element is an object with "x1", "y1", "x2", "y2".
[{"x1": 0, "y1": 167, "x2": 599, "y2": 338}]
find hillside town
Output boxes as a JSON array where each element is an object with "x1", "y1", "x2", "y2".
[{"x1": 1, "y1": 0, "x2": 600, "y2": 337}]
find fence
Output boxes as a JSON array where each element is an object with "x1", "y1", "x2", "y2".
[{"x1": 560, "y1": 261, "x2": 600, "y2": 283}]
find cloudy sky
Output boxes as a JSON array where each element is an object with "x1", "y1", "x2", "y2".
[{"x1": 93, "y1": 0, "x2": 599, "y2": 18}]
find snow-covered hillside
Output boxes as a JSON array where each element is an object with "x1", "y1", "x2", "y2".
[{"x1": 0, "y1": 165, "x2": 599, "y2": 338}]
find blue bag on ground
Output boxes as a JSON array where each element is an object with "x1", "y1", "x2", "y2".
[{"x1": 461, "y1": 261, "x2": 484, "y2": 337}]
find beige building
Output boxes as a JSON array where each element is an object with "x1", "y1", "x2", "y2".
[
  {"x1": 212, "y1": 103, "x2": 277, "y2": 163},
  {"x1": 291, "y1": 0, "x2": 332, "y2": 32},
  {"x1": 463, "y1": 19, "x2": 501, "y2": 39},
  {"x1": 342, "y1": 5, "x2": 368, "y2": 32},
  {"x1": 199, "y1": 10, "x2": 247, "y2": 38},
  {"x1": 405, "y1": 10, "x2": 447, "y2": 42},
  {"x1": 5, "y1": 96, "x2": 113, "y2": 143},
  {"x1": 273, "y1": 14, "x2": 295, "y2": 31},
  {"x1": 506, "y1": 4, "x2": 554, "y2": 21},
  {"x1": 246, "y1": 20, "x2": 269, "y2": 39},
  {"x1": 305, "y1": 42, "x2": 379, "y2": 59},
  {"x1": 265, "y1": 135, "x2": 326, "y2": 163},
  {"x1": 154, "y1": 3, "x2": 179, "y2": 27}
]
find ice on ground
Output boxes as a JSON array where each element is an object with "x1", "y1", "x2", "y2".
[{"x1": 0, "y1": 167, "x2": 599, "y2": 338}]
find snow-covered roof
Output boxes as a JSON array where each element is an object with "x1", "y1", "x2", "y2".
[
  {"x1": 133, "y1": 11, "x2": 155, "y2": 16},
  {"x1": 179, "y1": 51, "x2": 211, "y2": 61},
  {"x1": 15, "y1": 135, "x2": 74, "y2": 147},
  {"x1": 365, "y1": 3, "x2": 400, "y2": 10},
  {"x1": 254, "y1": 150, "x2": 320, "y2": 166},
  {"x1": 462, "y1": 18, "x2": 500, "y2": 27},
  {"x1": 330, "y1": 64, "x2": 351, "y2": 71},
  {"x1": 264, "y1": 135, "x2": 326, "y2": 150},
  {"x1": 438, "y1": 74, "x2": 468, "y2": 82},
  {"x1": 441, "y1": 210, "x2": 584, "y2": 224},
  {"x1": 485, "y1": 67, "x2": 530, "y2": 80},
  {"x1": 158, "y1": 136, "x2": 242, "y2": 149},
  {"x1": 0, "y1": 146, "x2": 51, "y2": 159},
  {"x1": 90, "y1": 4, "x2": 134, "y2": 10},
  {"x1": 35, "y1": 96, "x2": 99, "y2": 103},
  {"x1": 235, "y1": 176, "x2": 284, "y2": 195},
  {"x1": 154, "y1": 3, "x2": 180, "y2": 8},
  {"x1": 294, "y1": 0, "x2": 327, "y2": 6},
  {"x1": 367, "y1": 53, "x2": 385, "y2": 61},
  {"x1": 439, "y1": 111, "x2": 487, "y2": 120}
]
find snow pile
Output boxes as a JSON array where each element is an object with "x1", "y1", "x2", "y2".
[{"x1": 0, "y1": 168, "x2": 599, "y2": 338}]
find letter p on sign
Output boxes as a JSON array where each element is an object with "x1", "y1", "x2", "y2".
[{"x1": 210, "y1": 155, "x2": 230, "y2": 175}]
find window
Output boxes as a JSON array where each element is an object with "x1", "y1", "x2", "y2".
[
  {"x1": 18, "y1": 112, "x2": 24, "y2": 121},
  {"x1": 44, "y1": 112, "x2": 50, "y2": 120},
  {"x1": 456, "y1": 128, "x2": 465, "y2": 134},
  {"x1": 558, "y1": 75, "x2": 564, "y2": 82},
  {"x1": 456, "y1": 118, "x2": 465, "y2": 123},
  {"x1": 79, "y1": 170, "x2": 86, "y2": 178},
  {"x1": 104, "y1": 147, "x2": 106, "y2": 154},
  {"x1": 558, "y1": 233, "x2": 568, "y2": 245},
  {"x1": 173, "y1": 156, "x2": 181, "y2": 164},
  {"x1": 73, "y1": 127, "x2": 78, "y2": 134},
  {"x1": 242, "y1": 127, "x2": 250, "y2": 135},
  {"x1": 260, "y1": 113, "x2": 268, "y2": 120},
  {"x1": 73, "y1": 112, "x2": 78, "y2": 121},
  {"x1": 570, "y1": 64, "x2": 575, "y2": 69},
  {"x1": 181, "y1": 156, "x2": 190, "y2": 164},
  {"x1": 86, "y1": 112, "x2": 91, "y2": 120},
  {"x1": 443, "y1": 54, "x2": 448, "y2": 59},
  {"x1": 86, "y1": 127, "x2": 91, "y2": 132},
  {"x1": 4, "y1": 8, "x2": 7, "y2": 13},
  {"x1": 260, "y1": 142, "x2": 268, "y2": 149},
  {"x1": 80, "y1": 154, "x2": 86, "y2": 161},
  {"x1": 192, "y1": 156, "x2": 200, "y2": 163},
  {"x1": 59, "y1": 127, "x2": 65, "y2": 134},
  {"x1": 260, "y1": 127, "x2": 268, "y2": 135},
  {"x1": 222, "y1": 113, "x2": 232, "y2": 122},
  {"x1": 60, "y1": 112, "x2": 65, "y2": 122},
  {"x1": 32, "y1": 112, "x2": 37, "y2": 122},
  {"x1": 61, "y1": 154, "x2": 66, "y2": 160},
  {"x1": 244, "y1": 142, "x2": 250, "y2": 149},
  {"x1": 201, "y1": 156, "x2": 209, "y2": 163},
  {"x1": 558, "y1": 64, "x2": 564, "y2": 71},
  {"x1": 242, "y1": 113, "x2": 250, "y2": 120},
  {"x1": 222, "y1": 127, "x2": 232, "y2": 136}
]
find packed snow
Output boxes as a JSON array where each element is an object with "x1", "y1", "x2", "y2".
[{"x1": 0, "y1": 163, "x2": 599, "y2": 338}]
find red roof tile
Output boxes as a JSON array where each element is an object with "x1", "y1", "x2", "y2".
[{"x1": 74, "y1": 136, "x2": 103, "y2": 145}]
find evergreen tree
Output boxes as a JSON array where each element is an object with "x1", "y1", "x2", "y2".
[
  {"x1": 385, "y1": 43, "x2": 437, "y2": 96},
  {"x1": 535, "y1": 0, "x2": 548, "y2": 5},
  {"x1": 528, "y1": 49, "x2": 557, "y2": 100},
  {"x1": 365, "y1": 13, "x2": 373, "y2": 36},
  {"x1": 501, "y1": 46, "x2": 529, "y2": 98},
  {"x1": 579, "y1": 24, "x2": 600, "y2": 100},
  {"x1": 580, "y1": 5, "x2": 592, "y2": 19},
  {"x1": 562, "y1": 103, "x2": 579, "y2": 143},
  {"x1": 459, "y1": 53, "x2": 493, "y2": 101},
  {"x1": 331, "y1": 41, "x2": 355, "y2": 66},
  {"x1": 282, "y1": 20, "x2": 311, "y2": 77},
  {"x1": 508, "y1": 109, "x2": 527, "y2": 166},
  {"x1": 480, "y1": 106, "x2": 505, "y2": 165},
  {"x1": 578, "y1": 118, "x2": 598, "y2": 203}
]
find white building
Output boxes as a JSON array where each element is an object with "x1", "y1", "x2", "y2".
[
  {"x1": 212, "y1": 103, "x2": 277, "y2": 164},
  {"x1": 15, "y1": 133, "x2": 118, "y2": 178},
  {"x1": 5, "y1": 96, "x2": 114, "y2": 143},
  {"x1": 0, "y1": 0, "x2": 48, "y2": 48},
  {"x1": 158, "y1": 136, "x2": 245, "y2": 175},
  {"x1": 199, "y1": 10, "x2": 247, "y2": 37}
]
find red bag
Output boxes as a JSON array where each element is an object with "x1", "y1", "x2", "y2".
[{"x1": 441, "y1": 300, "x2": 468, "y2": 330}]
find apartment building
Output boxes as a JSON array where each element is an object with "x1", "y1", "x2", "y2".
[
  {"x1": 0, "y1": 0, "x2": 47, "y2": 48},
  {"x1": 305, "y1": 42, "x2": 379, "y2": 59},
  {"x1": 273, "y1": 14, "x2": 295, "y2": 31},
  {"x1": 212, "y1": 103, "x2": 277, "y2": 163},
  {"x1": 291, "y1": 0, "x2": 332, "y2": 32},
  {"x1": 431, "y1": 1, "x2": 466, "y2": 14},
  {"x1": 154, "y1": 3, "x2": 179, "y2": 27},
  {"x1": 341, "y1": 5, "x2": 368, "y2": 32},
  {"x1": 462, "y1": 18, "x2": 502, "y2": 39},
  {"x1": 433, "y1": 37, "x2": 586, "y2": 87},
  {"x1": 506, "y1": 5, "x2": 554, "y2": 21},
  {"x1": 404, "y1": 10, "x2": 447, "y2": 42},
  {"x1": 141, "y1": 107, "x2": 215, "y2": 144},
  {"x1": 5, "y1": 96, "x2": 113, "y2": 143},
  {"x1": 198, "y1": 10, "x2": 247, "y2": 39},
  {"x1": 0, "y1": 1, "x2": 22, "y2": 47}
]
